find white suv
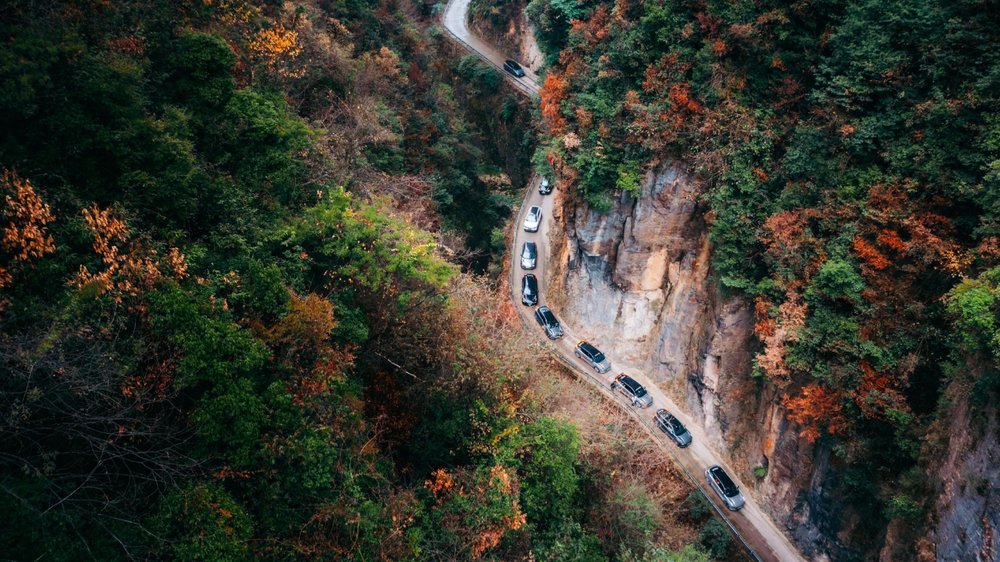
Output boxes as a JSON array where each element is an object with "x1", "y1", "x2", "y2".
[{"x1": 523, "y1": 205, "x2": 541, "y2": 232}]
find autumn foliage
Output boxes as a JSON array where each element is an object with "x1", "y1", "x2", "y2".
[
  {"x1": 540, "y1": 71, "x2": 569, "y2": 134},
  {"x1": 0, "y1": 169, "x2": 55, "y2": 294},
  {"x1": 784, "y1": 384, "x2": 848, "y2": 443}
]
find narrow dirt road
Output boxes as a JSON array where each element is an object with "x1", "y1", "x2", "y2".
[{"x1": 442, "y1": 3, "x2": 808, "y2": 561}]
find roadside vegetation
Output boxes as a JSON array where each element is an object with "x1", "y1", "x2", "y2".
[{"x1": 0, "y1": 0, "x2": 732, "y2": 560}]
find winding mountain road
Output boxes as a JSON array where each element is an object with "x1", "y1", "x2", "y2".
[{"x1": 442, "y1": 2, "x2": 807, "y2": 561}]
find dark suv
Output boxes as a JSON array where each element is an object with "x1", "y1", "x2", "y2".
[
  {"x1": 575, "y1": 340, "x2": 611, "y2": 373},
  {"x1": 609, "y1": 374, "x2": 653, "y2": 408},
  {"x1": 653, "y1": 409, "x2": 692, "y2": 447},
  {"x1": 521, "y1": 274, "x2": 538, "y2": 306},
  {"x1": 534, "y1": 306, "x2": 563, "y2": 339},
  {"x1": 706, "y1": 465, "x2": 745, "y2": 511},
  {"x1": 539, "y1": 177, "x2": 553, "y2": 195},
  {"x1": 503, "y1": 59, "x2": 525, "y2": 77}
]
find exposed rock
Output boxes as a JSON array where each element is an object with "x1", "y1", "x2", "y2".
[
  {"x1": 924, "y1": 376, "x2": 1000, "y2": 562},
  {"x1": 546, "y1": 161, "x2": 869, "y2": 560}
]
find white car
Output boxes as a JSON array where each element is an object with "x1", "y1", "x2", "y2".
[{"x1": 523, "y1": 205, "x2": 542, "y2": 232}]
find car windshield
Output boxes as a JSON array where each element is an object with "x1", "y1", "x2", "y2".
[
  {"x1": 634, "y1": 387, "x2": 647, "y2": 398},
  {"x1": 669, "y1": 419, "x2": 686, "y2": 433},
  {"x1": 713, "y1": 469, "x2": 739, "y2": 496}
]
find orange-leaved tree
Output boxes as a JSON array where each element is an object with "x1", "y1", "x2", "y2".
[
  {"x1": 0, "y1": 169, "x2": 55, "y2": 296},
  {"x1": 784, "y1": 384, "x2": 848, "y2": 443}
]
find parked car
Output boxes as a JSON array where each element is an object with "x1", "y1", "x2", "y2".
[
  {"x1": 503, "y1": 59, "x2": 525, "y2": 77},
  {"x1": 654, "y1": 408, "x2": 692, "y2": 447},
  {"x1": 539, "y1": 177, "x2": 553, "y2": 195},
  {"x1": 706, "y1": 465, "x2": 745, "y2": 511},
  {"x1": 609, "y1": 373, "x2": 653, "y2": 408},
  {"x1": 520, "y1": 241, "x2": 537, "y2": 270},
  {"x1": 575, "y1": 340, "x2": 611, "y2": 373},
  {"x1": 534, "y1": 306, "x2": 564, "y2": 339},
  {"x1": 521, "y1": 274, "x2": 539, "y2": 306},
  {"x1": 523, "y1": 205, "x2": 542, "y2": 232}
]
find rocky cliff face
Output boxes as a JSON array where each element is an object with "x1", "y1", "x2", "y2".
[
  {"x1": 545, "y1": 162, "x2": 869, "y2": 561},
  {"x1": 917, "y1": 374, "x2": 1000, "y2": 562}
]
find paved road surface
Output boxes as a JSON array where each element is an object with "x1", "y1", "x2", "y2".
[
  {"x1": 442, "y1": 4, "x2": 807, "y2": 562},
  {"x1": 442, "y1": 0, "x2": 540, "y2": 96}
]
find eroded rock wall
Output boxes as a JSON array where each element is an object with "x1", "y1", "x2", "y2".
[
  {"x1": 919, "y1": 375, "x2": 1000, "y2": 562},
  {"x1": 546, "y1": 162, "x2": 864, "y2": 561}
]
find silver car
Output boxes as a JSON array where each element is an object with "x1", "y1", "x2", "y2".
[
  {"x1": 609, "y1": 373, "x2": 653, "y2": 408},
  {"x1": 523, "y1": 205, "x2": 541, "y2": 232},
  {"x1": 654, "y1": 408, "x2": 692, "y2": 447},
  {"x1": 520, "y1": 241, "x2": 537, "y2": 270},
  {"x1": 706, "y1": 465, "x2": 745, "y2": 511},
  {"x1": 534, "y1": 306, "x2": 564, "y2": 340},
  {"x1": 575, "y1": 340, "x2": 611, "y2": 373}
]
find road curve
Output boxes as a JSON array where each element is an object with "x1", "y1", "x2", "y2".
[
  {"x1": 441, "y1": 4, "x2": 807, "y2": 562},
  {"x1": 442, "y1": 0, "x2": 540, "y2": 96}
]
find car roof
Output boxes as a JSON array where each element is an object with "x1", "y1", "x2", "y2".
[
  {"x1": 710, "y1": 466, "x2": 739, "y2": 494},
  {"x1": 577, "y1": 341, "x2": 599, "y2": 354},
  {"x1": 618, "y1": 374, "x2": 640, "y2": 388}
]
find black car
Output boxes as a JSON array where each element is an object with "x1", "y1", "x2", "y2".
[
  {"x1": 609, "y1": 373, "x2": 653, "y2": 408},
  {"x1": 534, "y1": 306, "x2": 564, "y2": 339},
  {"x1": 539, "y1": 177, "x2": 553, "y2": 195},
  {"x1": 575, "y1": 340, "x2": 611, "y2": 373},
  {"x1": 503, "y1": 59, "x2": 525, "y2": 77},
  {"x1": 521, "y1": 274, "x2": 539, "y2": 306},
  {"x1": 653, "y1": 408, "x2": 692, "y2": 447}
]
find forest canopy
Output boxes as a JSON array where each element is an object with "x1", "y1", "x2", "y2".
[{"x1": 0, "y1": 0, "x2": 724, "y2": 560}]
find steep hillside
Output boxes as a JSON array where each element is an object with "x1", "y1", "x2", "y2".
[
  {"x1": 483, "y1": 0, "x2": 1000, "y2": 558},
  {"x1": 0, "y1": 0, "x2": 740, "y2": 560}
]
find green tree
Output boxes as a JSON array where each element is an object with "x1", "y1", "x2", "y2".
[{"x1": 150, "y1": 482, "x2": 253, "y2": 562}]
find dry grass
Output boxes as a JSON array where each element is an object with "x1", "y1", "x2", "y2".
[{"x1": 525, "y1": 355, "x2": 703, "y2": 552}]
